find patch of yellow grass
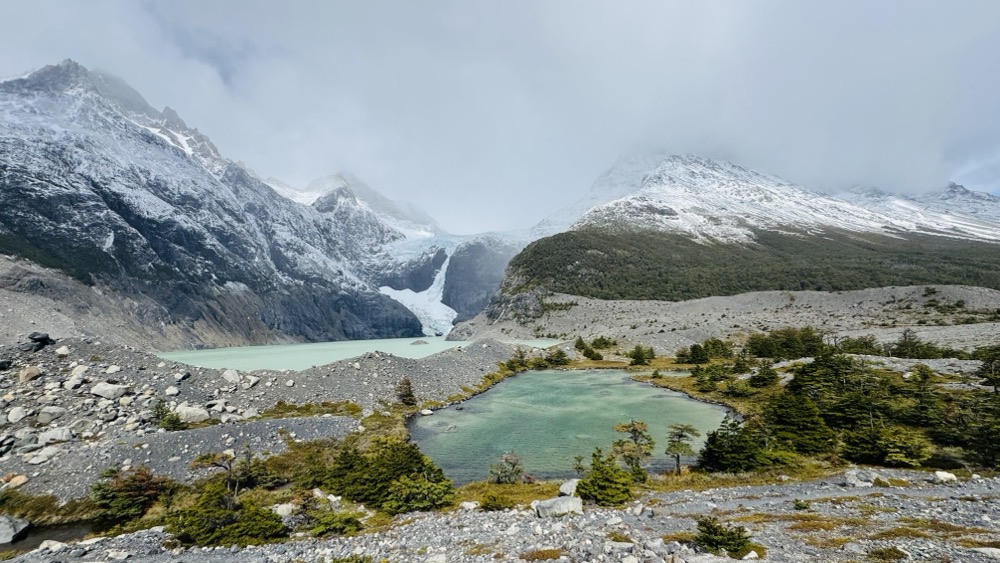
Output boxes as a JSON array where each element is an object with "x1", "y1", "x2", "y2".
[{"x1": 455, "y1": 481, "x2": 560, "y2": 508}]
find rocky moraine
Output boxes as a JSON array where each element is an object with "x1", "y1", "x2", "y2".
[{"x1": 2, "y1": 331, "x2": 1000, "y2": 562}]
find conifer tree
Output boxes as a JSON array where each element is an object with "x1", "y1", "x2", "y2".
[
  {"x1": 763, "y1": 390, "x2": 835, "y2": 454},
  {"x1": 665, "y1": 423, "x2": 701, "y2": 475}
]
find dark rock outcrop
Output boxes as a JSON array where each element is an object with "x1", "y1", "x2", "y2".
[{"x1": 443, "y1": 237, "x2": 522, "y2": 322}]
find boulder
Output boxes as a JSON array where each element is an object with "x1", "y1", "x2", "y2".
[
  {"x1": 222, "y1": 369, "x2": 242, "y2": 385},
  {"x1": 459, "y1": 501, "x2": 479, "y2": 511},
  {"x1": 28, "y1": 332, "x2": 52, "y2": 343},
  {"x1": 2, "y1": 475, "x2": 28, "y2": 490},
  {"x1": 0, "y1": 515, "x2": 30, "y2": 543},
  {"x1": 37, "y1": 427, "x2": 73, "y2": 445},
  {"x1": 242, "y1": 376, "x2": 260, "y2": 389},
  {"x1": 18, "y1": 366, "x2": 42, "y2": 383},
  {"x1": 54, "y1": 346, "x2": 70, "y2": 357},
  {"x1": 842, "y1": 468, "x2": 879, "y2": 487},
  {"x1": 0, "y1": 359, "x2": 12, "y2": 371},
  {"x1": 532, "y1": 496, "x2": 583, "y2": 517},
  {"x1": 932, "y1": 471, "x2": 958, "y2": 484},
  {"x1": 39, "y1": 539, "x2": 68, "y2": 552},
  {"x1": 37, "y1": 406, "x2": 67, "y2": 425},
  {"x1": 972, "y1": 548, "x2": 1000, "y2": 560},
  {"x1": 559, "y1": 478, "x2": 579, "y2": 497},
  {"x1": 420, "y1": 409, "x2": 434, "y2": 416},
  {"x1": 27, "y1": 445, "x2": 60, "y2": 465},
  {"x1": 174, "y1": 403, "x2": 210, "y2": 423},
  {"x1": 64, "y1": 377, "x2": 84, "y2": 390},
  {"x1": 91, "y1": 382, "x2": 129, "y2": 400},
  {"x1": 270, "y1": 503, "x2": 298, "y2": 517},
  {"x1": 105, "y1": 365, "x2": 122, "y2": 375},
  {"x1": 164, "y1": 386, "x2": 179, "y2": 396},
  {"x1": 6, "y1": 406, "x2": 29, "y2": 424},
  {"x1": 70, "y1": 365, "x2": 89, "y2": 378}
]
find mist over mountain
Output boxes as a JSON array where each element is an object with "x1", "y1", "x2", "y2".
[{"x1": 2, "y1": 60, "x2": 999, "y2": 347}]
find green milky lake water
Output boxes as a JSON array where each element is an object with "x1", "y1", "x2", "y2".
[
  {"x1": 158, "y1": 336, "x2": 561, "y2": 372},
  {"x1": 409, "y1": 369, "x2": 728, "y2": 484}
]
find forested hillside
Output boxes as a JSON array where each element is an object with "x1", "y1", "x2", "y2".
[{"x1": 503, "y1": 227, "x2": 1000, "y2": 302}]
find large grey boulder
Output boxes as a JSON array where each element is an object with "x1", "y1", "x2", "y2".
[
  {"x1": 174, "y1": 403, "x2": 210, "y2": 423},
  {"x1": 222, "y1": 369, "x2": 242, "y2": 385},
  {"x1": 27, "y1": 445, "x2": 60, "y2": 465},
  {"x1": 37, "y1": 406, "x2": 67, "y2": 425},
  {"x1": 6, "y1": 406, "x2": 29, "y2": 424},
  {"x1": 0, "y1": 515, "x2": 30, "y2": 543},
  {"x1": 558, "y1": 478, "x2": 579, "y2": 497},
  {"x1": 91, "y1": 382, "x2": 129, "y2": 400},
  {"x1": 37, "y1": 427, "x2": 73, "y2": 445},
  {"x1": 842, "y1": 468, "x2": 879, "y2": 487},
  {"x1": 932, "y1": 471, "x2": 958, "y2": 484},
  {"x1": 532, "y1": 496, "x2": 583, "y2": 517}
]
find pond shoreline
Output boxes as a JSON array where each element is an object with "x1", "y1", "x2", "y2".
[{"x1": 408, "y1": 368, "x2": 730, "y2": 484}]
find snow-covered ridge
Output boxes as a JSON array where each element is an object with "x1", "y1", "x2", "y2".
[
  {"x1": 565, "y1": 154, "x2": 1000, "y2": 243},
  {"x1": 0, "y1": 59, "x2": 528, "y2": 339}
]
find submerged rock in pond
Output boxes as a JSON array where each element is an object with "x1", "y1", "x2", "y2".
[{"x1": 411, "y1": 339, "x2": 429, "y2": 345}]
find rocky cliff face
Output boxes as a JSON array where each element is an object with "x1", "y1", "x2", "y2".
[
  {"x1": 0, "y1": 60, "x2": 422, "y2": 346},
  {"x1": 442, "y1": 235, "x2": 524, "y2": 323}
]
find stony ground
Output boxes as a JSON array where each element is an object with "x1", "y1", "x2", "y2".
[
  {"x1": 452, "y1": 285, "x2": 1000, "y2": 353},
  {"x1": 0, "y1": 336, "x2": 518, "y2": 500},
  {"x1": 7, "y1": 469, "x2": 1000, "y2": 562}
]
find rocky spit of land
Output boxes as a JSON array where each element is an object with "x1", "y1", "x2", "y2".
[{"x1": 0, "y1": 334, "x2": 519, "y2": 501}]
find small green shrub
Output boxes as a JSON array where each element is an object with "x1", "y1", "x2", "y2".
[
  {"x1": 158, "y1": 412, "x2": 188, "y2": 431},
  {"x1": 480, "y1": 492, "x2": 515, "y2": 511},
  {"x1": 575, "y1": 448, "x2": 632, "y2": 506},
  {"x1": 520, "y1": 548, "x2": 562, "y2": 560},
  {"x1": 867, "y1": 546, "x2": 908, "y2": 561},
  {"x1": 90, "y1": 466, "x2": 174, "y2": 523},
  {"x1": 167, "y1": 481, "x2": 286, "y2": 546},
  {"x1": 489, "y1": 452, "x2": 524, "y2": 484},
  {"x1": 308, "y1": 510, "x2": 363, "y2": 537},
  {"x1": 694, "y1": 516, "x2": 753, "y2": 557},
  {"x1": 792, "y1": 498, "x2": 810, "y2": 510},
  {"x1": 395, "y1": 378, "x2": 417, "y2": 406},
  {"x1": 383, "y1": 475, "x2": 454, "y2": 515}
]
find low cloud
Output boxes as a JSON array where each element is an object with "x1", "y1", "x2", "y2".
[{"x1": 3, "y1": 1, "x2": 999, "y2": 233}]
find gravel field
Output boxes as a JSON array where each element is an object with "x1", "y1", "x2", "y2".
[
  {"x1": 452, "y1": 285, "x2": 1000, "y2": 352},
  {"x1": 7, "y1": 469, "x2": 1000, "y2": 562}
]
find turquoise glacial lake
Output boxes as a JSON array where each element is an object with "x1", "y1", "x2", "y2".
[
  {"x1": 158, "y1": 336, "x2": 561, "y2": 372},
  {"x1": 409, "y1": 369, "x2": 728, "y2": 484}
]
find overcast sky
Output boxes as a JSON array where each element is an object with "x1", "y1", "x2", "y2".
[{"x1": 3, "y1": 1, "x2": 999, "y2": 234}]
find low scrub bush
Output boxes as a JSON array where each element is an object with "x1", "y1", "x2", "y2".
[
  {"x1": 167, "y1": 480, "x2": 286, "y2": 546},
  {"x1": 694, "y1": 516, "x2": 753, "y2": 557},
  {"x1": 575, "y1": 448, "x2": 633, "y2": 506},
  {"x1": 90, "y1": 466, "x2": 174, "y2": 523}
]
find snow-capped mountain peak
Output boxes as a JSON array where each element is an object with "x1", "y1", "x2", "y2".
[{"x1": 570, "y1": 154, "x2": 1000, "y2": 243}]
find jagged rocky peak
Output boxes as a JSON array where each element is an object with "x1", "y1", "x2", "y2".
[
  {"x1": 308, "y1": 173, "x2": 443, "y2": 237},
  {"x1": 313, "y1": 184, "x2": 360, "y2": 212}
]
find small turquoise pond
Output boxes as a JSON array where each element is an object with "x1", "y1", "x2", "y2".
[{"x1": 409, "y1": 369, "x2": 728, "y2": 484}]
